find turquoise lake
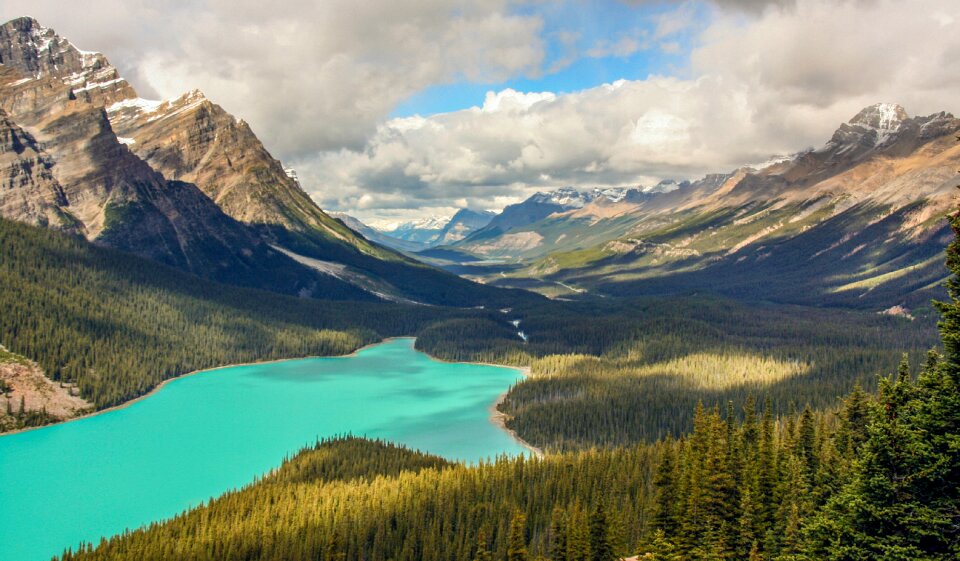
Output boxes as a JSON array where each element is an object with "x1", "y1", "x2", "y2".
[{"x1": 0, "y1": 338, "x2": 527, "y2": 561}]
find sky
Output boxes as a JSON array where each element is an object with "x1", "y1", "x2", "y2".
[{"x1": 3, "y1": 0, "x2": 960, "y2": 225}]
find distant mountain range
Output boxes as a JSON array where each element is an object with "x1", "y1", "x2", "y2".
[
  {"x1": 339, "y1": 209, "x2": 496, "y2": 253},
  {"x1": 0, "y1": 16, "x2": 528, "y2": 307},
  {"x1": 2, "y1": 16, "x2": 954, "y2": 313},
  {"x1": 432, "y1": 103, "x2": 959, "y2": 310}
]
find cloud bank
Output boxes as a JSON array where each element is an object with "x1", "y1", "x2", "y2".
[
  {"x1": 3, "y1": 0, "x2": 959, "y2": 222},
  {"x1": 302, "y1": 0, "x2": 960, "y2": 220},
  {"x1": 3, "y1": 0, "x2": 546, "y2": 156}
]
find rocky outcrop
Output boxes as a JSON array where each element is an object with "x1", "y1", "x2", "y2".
[
  {"x1": 0, "y1": 17, "x2": 136, "y2": 107},
  {"x1": 106, "y1": 91, "x2": 362, "y2": 244},
  {"x1": 0, "y1": 349, "x2": 92, "y2": 431},
  {"x1": 0, "y1": 16, "x2": 522, "y2": 307},
  {"x1": 0, "y1": 108, "x2": 71, "y2": 230},
  {"x1": 0, "y1": 60, "x2": 363, "y2": 296}
]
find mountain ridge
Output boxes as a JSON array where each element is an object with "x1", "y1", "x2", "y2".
[
  {"x1": 443, "y1": 103, "x2": 960, "y2": 308},
  {"x1": 0, "y1": 16, "x2": 531, "y2": 307}
]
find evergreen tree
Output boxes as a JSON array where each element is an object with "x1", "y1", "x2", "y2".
[
  {"x1": 804, "y1": 207, "x2": 960, "y2": 559},
  {"x1": 566, "y1": 507, "x2": 590, "y2": 561},
  {"x1": 651, "y1": 443, "x2": 679, "y2": 536},
  {"x1": 642, "y1": 530, "x2": 678, "y2": 561},
  {"x1": 588, "y1": 500, "x2": 615, "y2": 561},
  {"x1": 797, "y1": 406, "x2": 817, "y2": 481},
  {"x1": 835, "y1": 383, "x2": 869, "y2": 458},
  {"x1": 473, "y1": 529, "x2": 492, "y2": 561},
  {"x1": 507, "y1": 512, "x2": 528, "y2": 561},
  {"x1": 550, "y1": 508, "x2": 568, "y2": 561}
]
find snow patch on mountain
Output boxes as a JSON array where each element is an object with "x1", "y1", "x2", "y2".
[
  {"x1": 107, "y1": 97, "x2": 163, "y2": 114},
  {"x1": 370, "y1": 215, "x2": 451, "y2": 233},
  {"x1": 528, "y1": 183, "x2": 682, "y2": 208}
]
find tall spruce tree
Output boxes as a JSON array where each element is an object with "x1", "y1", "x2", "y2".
[
  {"x1": 588, "y1": 499, "x2": 615, "y2": 561},
  {"x1": 652, "y1": 443, "x2": 680, "y2": 537},
  {"x1": 550, "y1": 508, "x2": 569, "y2": 561},
  {"x1": 804, "y1": 203, "x2": 960, "y2": 559},
  {"x1": 507, "y1": 511, "x2": 528, "y2": 561},
  {"x1": 473, "y1": 529, "x2": 492, "y2": 561}
]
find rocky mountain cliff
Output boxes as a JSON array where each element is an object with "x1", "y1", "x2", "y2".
[
  {"x1": 0, "y1": 16, "x2": 135, "y2": 107},
  {"x1": 0, "y1": 62, "x2": 369, "y2": 298},
  {"x1": 458, "y1": 104, "x2": 960, "y2": 309},
  {"x1": 0, "y1": 16, "x2": 527, "y2": 307}
]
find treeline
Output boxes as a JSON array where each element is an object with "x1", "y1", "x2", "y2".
[
  {"x1": 418, "y1": 296, "x2": 939, "y2": 450},
  {"x1": 0, "y1": 217, "x2": 941, "y2": 453},
  {"x1": 57, "y1": 436, "x2": 656, "y2": 561},
  {"x1": 56, "y1": 347, "x2": 959, "y2": 561},
  {"x1": 0, "y1": 218, "x2": 484, "y2": 411}
]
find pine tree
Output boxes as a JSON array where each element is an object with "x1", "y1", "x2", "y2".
[
  {"x1": 804, "y1": 205, "x2": 960, "y2": 559},
  {"x1": 643, "y1": 529, "x2": 678, "y2": 561},
  {"x1": 550, "y1": 508, "x2": 568, "y2": 561},
  {"x1": 835, "y1": 383, "x2": 869, "y2": 458},
  {"x1": 473, "y1": 529, "x2": 492, "y2": 561},
  {"x1": 567, "y1": 505, "x2": 590, "y2": 561},
  {"x1": 652, "y1": 443, "x2": 680, "y2": 537},
  {"x1": 757, "y1": 397, "x2": 776, "y2": 523},
  {"x1": 507, "y1": 511, "x2": 528, "y2": 561},
  {"x1": 588, "y1": 500, "x2": 615, "y2": 561},
  {"x1": 678, "y1": 402, "x2": 708, "y2": 553},
  {"x1": 700, "y1": 408, "x2": 737, "y2": 559},
  {"x1": 797, "y1": 406, "x2": 817, "y2": 481}
]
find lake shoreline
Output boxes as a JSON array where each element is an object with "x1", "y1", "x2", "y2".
[
  {"x1": 0, "y1": 337, "x2": 402, "y2": 438},
  {"x1": 404, "y1": 342, "x2": 540, "y2": 457},
  {"x1": 1, "y1": 337, "x2": 541, "y2": 458},
  {"x1": 489, "y1": 390, "x2": 544, "y2": 458}
]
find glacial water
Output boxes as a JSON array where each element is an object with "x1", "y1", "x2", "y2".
[{"x1": 0, "y1": 338, "x2": 527, "y2": 561}]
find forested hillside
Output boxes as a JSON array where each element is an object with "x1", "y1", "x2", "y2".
[
  {"x1": 0, "y1": 218, "x2": 481, "y2": 411},
  {"x1": 1, "y1": 215, "x2": 939, "y2": 444},
  {"x1": 57, "y1": 347, "x2": 959, "y2": 561},
  {"x1": 417, "y1": 297, "x2": 938, "y2": 450},
  {"x1": 55, "y1": 215, "x2": 960, "y2": 557}
]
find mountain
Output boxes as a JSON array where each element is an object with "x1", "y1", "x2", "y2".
[
  {"x1": 366, "y1": 209, "x2": 496, "y2": 251},
  {"x1": 328, "y1": 212, "x2": 427, "y2": 253},
  {"x1": 376, "y1": 216, "x2": 451, "y2": 244},
  {"x1": 447, "y1": 185, "x2": 675, "y2": 259},
  {"x1": 461, "y1": 103, "x2": 958, "y2": 309},
  {"x1": 0, "y1": 56, "x2": 370, "y2": 298},
  {"x1": 0, "y1": 16, "x2": 529, "y2": 307},
  {"x1": 431, "y1": 209, "x2": 496, "y2": 245}
]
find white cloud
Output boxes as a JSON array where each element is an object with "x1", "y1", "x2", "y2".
[
  {"x1": 5, "y1": 0, "x2": 960, "y2": 223},
  {"x1": 3, "y1": 0, "x2": 546, "y2": 156},
  {"x1": 303, "y1": 0, "x2": 960, "y2": 219}
]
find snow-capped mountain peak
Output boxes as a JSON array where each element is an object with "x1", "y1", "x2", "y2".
[
  {"x1": 528, "y1": 184, "x2": 682, "y2": 208},
  {"x1": 0, "y1": 16, "x2": 136, "y2": 106},
  {"x1": 530, "y1": 187, "x2": 588, "y2": 207},
  {"x1": 849, "y1": 103, "x2": 908, "y2": 131},
  {"x1": 642, "y1": 180, "x2": 683, "y2": 194},
  {"x1": 370, "y1": 215, "x2": 451, "y2": 234}
]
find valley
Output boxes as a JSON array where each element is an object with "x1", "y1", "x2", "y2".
[
  {"x1": 0, "y1": 7, "x2": 957, "y2": 561},
  {"x1": 401, "y1": 105, "x2": 960, "y2": 312}
]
